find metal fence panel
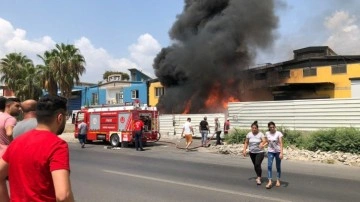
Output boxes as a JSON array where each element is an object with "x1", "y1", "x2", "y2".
[
  {"x1": 228, "y1": 98, "x2": 360, "y2": 131},
  {"x1": 159, "y1": 113, "x2": 225, "y2": 138}
]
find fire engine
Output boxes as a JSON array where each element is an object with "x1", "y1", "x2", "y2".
[{"x1": 73, "y1": 104, "x2": 160, "y2": 147}]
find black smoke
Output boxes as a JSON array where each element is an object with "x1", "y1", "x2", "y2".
[{"x1": 153, "y1": 0, "x2": 278, "y2": 113}]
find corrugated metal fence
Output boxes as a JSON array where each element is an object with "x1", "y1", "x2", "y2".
[
  {"x1": 159, "y1": 98, "x2": 360, "y2": 136},
  {"x1": 228, "y1": 98, "x2": 360, "y2": 131},
  {"x1": 159, "y1": 113, "x2": 225, "y2": 138}
]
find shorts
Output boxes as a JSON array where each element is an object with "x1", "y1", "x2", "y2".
[{"x1": 184, "y1": 134, "x2": 193, "y2": 142}]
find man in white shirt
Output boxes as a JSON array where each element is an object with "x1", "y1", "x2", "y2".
[{"x1": 181, "y1": 118, "x2": 194, "y2": 151}]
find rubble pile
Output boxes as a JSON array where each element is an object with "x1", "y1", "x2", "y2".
[{"x1": 208, "y1": 144, "x2": 360, "y2": 167}]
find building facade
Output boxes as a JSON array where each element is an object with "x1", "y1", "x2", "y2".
[
  {"x1": 148, "y1": 79, "x2": 164, "y2": 107},
  {"x1": 79, "y1": 68, "x2": 152, "y2": 108},
  {"x1": 244, "y1": 46, "x2": 360, "y2": 100},
  {"x1": 148, "y1": 46, "x2": 360, "y2": 107}
]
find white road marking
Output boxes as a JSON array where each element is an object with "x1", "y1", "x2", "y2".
[{"x1": 103, "y1": 169, "x2": 291, "y2": 202}]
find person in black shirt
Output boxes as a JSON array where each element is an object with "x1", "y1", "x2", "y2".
[{"x1": 199, "y1": 117, "x2": 210, "y2": 147}]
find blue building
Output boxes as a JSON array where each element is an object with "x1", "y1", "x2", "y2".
[
  {"x1": 123, "y1": 82, "x2": 147, "y2": 104},
  {"x1": 69, "y1": 68, "x2": 152, "y2": 111}
]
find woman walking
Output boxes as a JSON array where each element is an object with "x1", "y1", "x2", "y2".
[
  {"x1": 243, "y1": 121, "x2": 267, "y2": 185},
  {"x1": 265, "y1": 121, "x2": 284, "y2": 189}
]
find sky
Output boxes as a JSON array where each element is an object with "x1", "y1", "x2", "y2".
[{"x1": 1, "y1": 0, "x2": 360, "y2": 83}]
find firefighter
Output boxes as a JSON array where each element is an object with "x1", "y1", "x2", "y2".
[
  {"x1": 133, "y1": 117, "x2": 145, "y2": 151},
  {"x1": 78, "y1": 119, "x2": 88, "y2": 148},
  {"x1": 224, "y1": 119, "x2": 230, "y2": 135}
]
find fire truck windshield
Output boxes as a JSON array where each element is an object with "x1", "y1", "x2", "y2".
[{"x1": 77, "y1": 112, "x2": 85, "y2": 122}]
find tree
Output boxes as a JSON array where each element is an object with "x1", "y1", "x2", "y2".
[
  {"x1": 0, "y1": 52, "x2": 32, "y2": 91},
  {"x1": 0, "y1": 52, "x2": 43, "y2": 100},
  {"x1": 103, "y1": 71, "x2": 130, "y2": 81},
  {"x1": 15, "y1": 63, "x2": 43, "y2": 100},
  {"x1": 38, "y1": 43, "x2": 86, "y2": 98},
  {"x1": 37, "y1": 50, "x2": 58, "y2": 96}
]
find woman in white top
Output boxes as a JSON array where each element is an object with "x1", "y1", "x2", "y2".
[
  {"x1": 243, "y1": 121, "x2": 267, "y2": 185},
  {"x1": 265, "y1": 121, "x2": 284, "y2": 189}
]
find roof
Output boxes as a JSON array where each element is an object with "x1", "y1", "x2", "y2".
[
  {"x1": 128, "y1": 68, "x2": 153, "y2": 80},
  {"x1": 293, "y1": 46, "x2": 336, "y2": 55}
]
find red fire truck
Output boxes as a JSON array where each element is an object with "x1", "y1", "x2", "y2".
[{"x1": 73, "y1": 104, "x2": 160, "y2": 147}]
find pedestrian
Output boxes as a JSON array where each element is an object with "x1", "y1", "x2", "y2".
[
  {"x1": 0, "y1": 97, "x2": 21, "y2": 157},
  {"x1": 77, "y1": 119, "x2": 88, "y2": 148},
  {"x1": 214, "y1": 117, "x2": 222, "y2": 145},
  {"x1": 13, "y1": 99, "x2": 38, "y2": 139},
  {"x1": 242, "y1": 121, "x2": 267, "y2": 185},
  {"x1": 181, "y1": 117, "x2": 194, "y2": 151},
  {"x1": 224, "y1": 119, "x2": 230, "y2": 136},
  {"x1": 265, "y1": 121, "x2": 284, "y2": 189},
  {"x1": 133, "y1": 117, "x2": 145, "y2": 151},
  {"x1": 199, "y1": 116, "x2": 210, "y2": 147},
  {"x1": 0, "y1": 95, "x2": 74, "y2": 201}
]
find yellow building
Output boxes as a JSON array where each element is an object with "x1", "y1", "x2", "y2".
[
  {"x1": 148, "y1": 79, "x2": 164, "y2": 107},
  {"x1": 148, "y1": 46, "x2": 360, "y2": 105},
  {"x1": 243, "y1": 46, "x2": 360, "y2": 100}
]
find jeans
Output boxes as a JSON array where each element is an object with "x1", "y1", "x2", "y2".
[
  {"x1": 78, "y1": 134, "x2": 86, "y2": 145},
  {"x1": 200, "y1": 130, "x2": 208, "y2": 146},
  {"x1": 134, "y1": 131, "x2": 143, "y2": 150},
  {"x1": 267, "y1": 152, "x2": 281, "y2": 179},
  {"x1": 215, "y1": 131, "x2": 222, "y2": 145},
  {"x1": 250, "y1": 152, "x2": 265, "y2": 177}
]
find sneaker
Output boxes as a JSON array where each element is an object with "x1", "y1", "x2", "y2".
[{"x1": 81, "y1": 143, "x2": 85, "y2": 148}]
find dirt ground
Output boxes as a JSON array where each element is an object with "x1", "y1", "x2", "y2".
[{"x1": 64, "y1": 122, "x2": 75, "y2": 133}]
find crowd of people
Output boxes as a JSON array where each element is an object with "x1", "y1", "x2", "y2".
[{"x1": 0, "y1": 95, "x2": 74, "y2": 201}]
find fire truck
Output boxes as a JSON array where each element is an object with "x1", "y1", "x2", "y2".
[{"x1": 73, "y1": 104, "x2": 160, "y2": 147}]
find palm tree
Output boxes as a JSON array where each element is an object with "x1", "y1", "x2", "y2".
[
  {"x1": 0, "y1": 52, "x2": 33, "y2": 92},
  {"x1": 38, "y1": 43, "x2": 86, "y2": 98},
  {"x1": 37, "y1": 50, "x2": 58, "y2": 96},
  {"x1": 15, "y1": 63, "x2": 43, "y2": 100},
  {"x1": 37, "y1": 43, "x2": 86, "y2": 98}
]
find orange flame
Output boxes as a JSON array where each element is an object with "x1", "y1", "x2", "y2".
[
  {"x1": 182, "y1": 100, "x2": 192, "y2": 114},
  {"x1": 182, "y1": 82, "x2": 240, "y2": 113},
  {"x1": 222, "y1": 96, "x2": 240, "y2": 108},
  {"x1": 205, "y1": 83, "x2": 240, "y2": 110}
]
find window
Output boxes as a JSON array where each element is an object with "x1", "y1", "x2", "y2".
[
  {"x1": 131, "y1": 73, "x2": 136, "y2": 81},
  {"x1": 279, "y1": 70, "x2": 290, "y2": 79},
  {"x1": 116, "y1": 92, "x2": 123, "y2": 104},
  {"x1": 303, "y1": 67, "x2": 317, "y2": 77},
  {"x1": 331, "y1": 64, "x2": 347, "y2": 74},
  {"x1": 155, "y1": 87, "x2": 165, "y2": 97},
  {"x1": 254, "y1": 73, "x2": 267, "y2": 80},
  {"x1": 131, "y1": 90, "x2": 139, "y2": 99},
  {"x1": 91, "y1": 93, "x2": 98, "y2": 105}
]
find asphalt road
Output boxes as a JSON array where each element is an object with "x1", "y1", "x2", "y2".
[{"x1": 69, "y1": 140, "x2": 360, "y2": 202}]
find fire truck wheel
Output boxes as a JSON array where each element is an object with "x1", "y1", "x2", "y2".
[{"x1": 110, "y1": 134, "x2": 120, "y2": 147}]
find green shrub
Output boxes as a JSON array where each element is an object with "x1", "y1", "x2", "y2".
[
  {"x1": 276, "y1": 126, "x2": 303, "y2": 147},
  {"x1": 306, "y1": 127, "x2": 360, "y2": 154},
  {"x1": 224, "y1": 127, "x2": 360, "y2": 154},
  {"x1": 224, "y1": 128, "x2": 248, "y2": 144}
]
